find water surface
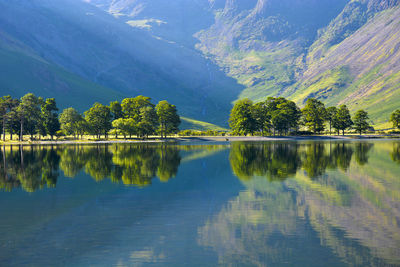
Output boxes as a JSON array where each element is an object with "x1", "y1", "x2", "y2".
[{"x1": 0, "y1": 141, "x2": 399, "y2": 266}]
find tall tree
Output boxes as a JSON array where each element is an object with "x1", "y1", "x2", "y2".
[
  {"x1": 16, "y1": 93, "x2": 41, "y2": 141},
  {"x1": 265, "y1": 97, "x2": 301, "y2": 135},
  {"x1": 353, "y1": 110, "x2": 370, "y2": 135},
  {"x1": 109, "y1": 101, "x2": 123, "y2": 120},
  {"x1": 302, "y1": 98, "x2": 327, "y2": 134},
  {"x1": 121, "y1": 96, "x2": 154, "y2": 121},
  {"x1": 156, "y1": 100, "x2": 180, "y2": 139},
  {"x1": 0, "y1": 96, "x2": 19, "y2": 141},
  {"x1": 326, "y1": 107, "x2": 337, "y2": 135},
  {"x1": 390, "y1": 109, "x2": 400, "y2": 130},
  {"x1": 84, "y1": 103, "x2": 112, "y2": 139},
  {"x1": 229, "y1": 99, "x2": 256, "y2": 136},
  {"x1": 252, "y1": 102, "x2": 271, "y2": 136},
  {"x1": 137, "y1": 106, "x2": 158, "y2": 138},
  {"x1": 333, "y1": 105, "x2": 353, "y2": 136},
  {"x1": 41, "y1": 98, "x2": 60, "y2": 140},
  {"x1": 59, "y1": 108, "x2": 82, "y2": 138}
]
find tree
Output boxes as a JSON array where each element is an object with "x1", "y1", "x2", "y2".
[
  {"x1": 16, "y1": 93, "x2": 41, "y2": 141},
  {"x1": 59, "y1": 108, "x2": 82, "y2": 138},
  {"x1": 265, "y1": 97, "x2": 301, "y2": 136},
  {"x1": 137, "y1": 106, "x2": 158, "y2": 138},
  {"x1": 109, "y1": 101, "x2": 123, "y2": 120},
  {"x1": 156, "y1": 100, "x2": 180, "y2": 139},
  {"x1": 41, "y1": 98, "x2": 60, "y2": 140},
  {"x1": 333, "y1": 105, "x2": 353, "y2": 135},
  {"x1": 229, "y1": 99, "x2": 256, "y2": 136},
  {"x1": 75, "y1": 119, "x2": 88, "y2": 139},
  {"x1": 390, "y1": 109, "x2": 400, "y2": 129},
  {"x1": 252, "y1": 102, "x2": 271, "y2": 135},
  {"x1": 302, "y1": 98, "x2": 327, "y2": 134},
  {"x1": 353, "y1": 110, "x2": 370, "y2": 135},
  {"x1": 0, "y1": 96, "x2": 19, "y2": 141},
  {"x1": 84, "y1": 103, "x2": 112, "y2": 139},
  {"x1": 326, "y1": 107, "x2": 337, "y2": 135},
  {"x1": 121, "y1": 96, "x2": 154, "y2": 121},
  {"x1": 112, "y1": 118, "x2": 136, "y2": 139}
]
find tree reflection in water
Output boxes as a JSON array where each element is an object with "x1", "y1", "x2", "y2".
[
  {"x1": 0, "y1": 144, "x2": 181, "y2": 192},
  {"x1": 199, "y1": 141, "x2": 400, "y2": 266},
  {"x1": 229, "y1": 142, "x2": 373, "y2": 181}
]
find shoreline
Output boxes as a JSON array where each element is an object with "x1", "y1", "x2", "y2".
[{"x1": 0, "y1": 135, "x2": 399, "y2": 145}]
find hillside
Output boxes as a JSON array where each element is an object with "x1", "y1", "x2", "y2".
[
  {"x1": 1, "y1": 0, "x2": 399, "y2": 127},
  {"x1": 0, "y1": 0, "x2": 242, "y2": 125}
]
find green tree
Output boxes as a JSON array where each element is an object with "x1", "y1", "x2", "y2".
[
  {"x1": 41, "y1": 98, "x2": 60, "y2": 140},
  {"x1": 121, "y1": 96, "x2": 154, "y2": 121},
  {"x1": 84, "y1": 103, "x2": 112, "y2": 139},
  {"x1": 333, "y1": 105, "x2": 353, "y2": 135},
  {"x1": 390, "y1": 109, "x2": 400, "y2": 129},
  {"x1": 112, "y1": 118, "x2": 136, "y2": 139},
  {"x1": 156, "y1": 100, "x2": 180, "y2": 138},
  {"x1": 326, "y1": 107, "x2": 337, "y2": 135},
  {"x1": 109, "y1": 101, "x2": 123, "y2": 120},
  {"x1": 137, "y1": 106, "x2": 158, "y2": 138},
  {"x1": 302, "y1": 98, "x2": 327, "y2": 134},
  {"x1": 0, "y1": 96, "x2": 19, "y2": 141},
  {"x1": 16, "y1": 93, "x2": 41, "y2": 141},
  {"x1": 252, "y1": 102, "x2": 271, "y2": 135},
  {"x1": 229, "y1": 99, "x2": 256, "y2": 136},
  {"x1": 75, "y1": 118, "x2": 88, "y2": 139},
  {"x1": 353, "y1": 110, "x2": 370, "y2": 135},
  {"x1": 59, "y1": 108, "x2": 82, "y2": 138},
  {"x1": 265, "y1": 97, "x2": 301, "y2": 136}
]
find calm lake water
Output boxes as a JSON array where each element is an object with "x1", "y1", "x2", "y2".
[{"x1": 0, "y1": 140, "x2": 399, "y2": 267}]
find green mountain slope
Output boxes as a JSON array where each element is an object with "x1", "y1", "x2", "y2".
[
  {"x1": 0, "y1": 31, "x2": 123, "y2": 111},
  {"x1": 289, "y1": 5, "x2": 400, "y2": 127}
]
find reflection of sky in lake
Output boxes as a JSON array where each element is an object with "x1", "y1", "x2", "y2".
[{"x1": 0, "y1": 141, "x2": 399, "y2": 266}]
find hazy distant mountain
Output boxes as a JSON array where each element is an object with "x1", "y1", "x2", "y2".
[{"x1": 1, "y1": 0, "x2": 399, "y2": 126}]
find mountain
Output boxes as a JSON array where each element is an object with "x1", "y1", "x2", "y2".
[
  {"x1": 0, "y1": 0, "x2": 242, "y2": 124},
  {"x1": 1, "y1": 0, "x2": 399, "y2": 127}
]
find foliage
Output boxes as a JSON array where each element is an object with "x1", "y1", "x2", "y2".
[
  {"x1": 333, "y1": 105, "x2": 353, "y2": 135},
  {"x1": 353, "y1": 110, "x2": 370, "y2": 135},
  {"x1": 302, "y1": 98, "x2": 327, "y2": 133},
  {"x1": 156, "y1": 100, "x2": 181, "y2": 138},
  {"x1": 41, "y1": 98, "x2": 60, "y2": 139},
  {"x1": 326, "y1": 106, "x2": 338, "y2": 135},
  {"x1": 390, "y1": 109, "x2": 400, "y2": 129},
  {"x1": 229, "y1": 99, "x2": 256, "y2": 136},
  {"x1": 59, "y1": 107, "x2": 83, "y2": 137},
  {"x1": 84, "y1": 103, "x2": 112, "y2": 138}
]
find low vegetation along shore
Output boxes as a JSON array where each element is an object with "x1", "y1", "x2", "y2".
[{"x1": 0, "y1": 93, "x2": 399, "y2": 145}]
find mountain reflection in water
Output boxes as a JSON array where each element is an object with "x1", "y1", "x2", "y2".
[{"x1": 0, "y1": 141, "x2": 399, "y2": 266}]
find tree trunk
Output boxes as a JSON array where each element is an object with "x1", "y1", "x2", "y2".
[
  {"x1": 20, "y1": 118, "x2": 24, "y2": 141},
  {"x1": 342, "y1": 130, "x2": 345, "y2": 136},
  {"x1": 2, "y1": 118, "x2": 6, "y2": 141}
]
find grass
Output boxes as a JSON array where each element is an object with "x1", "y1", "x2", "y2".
[{"x1": 180, "y1": 117, "x2": 228, "y2": 131}]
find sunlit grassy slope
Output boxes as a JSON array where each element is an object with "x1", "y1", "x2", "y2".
[{"x1": 180, "y1": 117, "x2": 228, "y2": 131}]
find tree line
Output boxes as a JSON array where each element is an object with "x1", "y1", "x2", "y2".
[
  {"x1": 229, "y1": 97, "x2": 400, "y2": 136},
  {"x1": 0, "y1": 93, "x2": 181, "y2": 141}
]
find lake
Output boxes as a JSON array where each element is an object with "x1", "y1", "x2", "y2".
[{"x1": 0, "y1": 140, "x2": 399, "y2": 266}]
